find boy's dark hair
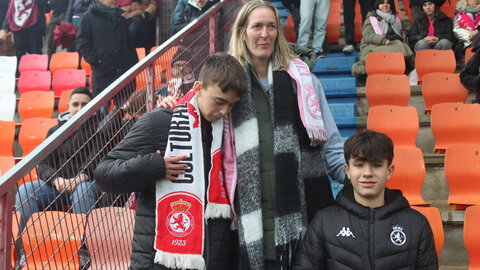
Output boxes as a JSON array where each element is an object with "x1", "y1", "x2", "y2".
[
  {"x1": 70, "y1": 87, "x2": 93, "y2": 100},
  {"x1": 198, "y1": 53, "x2": 247, "y2": 97},
  {"x1": 344, "y1": 130, "x2": 394, "y2": 166}
]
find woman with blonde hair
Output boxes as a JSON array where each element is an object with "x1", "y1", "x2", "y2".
[
  {"x1": 228, "y1": 1, "x2": 346, "y2": 269},
  {"x1": 453, "y1": 0, "x2": 480, "y2": 49}
]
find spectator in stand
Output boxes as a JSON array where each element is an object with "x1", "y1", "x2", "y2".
[
  {"x1": 15, "y1": 87, "x2": 102, "y2": 232},
  {"x1": 453, "y1": 0, "x2": 480, "y2": 51},
  {"x1": 409, "y1": 0, "x2": 445, "y2": 22},
  {"x1": 119, "y1": 0, "x2": 157, "y2": 51},
  {"x1": 297, "y1": 0, "x2": 330, "y2": 58},
  {"x1": 342, "y1": 0, "x2": 376, "y2": 54},
  {"x1": 64, "y1": 0, "x2": 93, "y2": 28},
  {"x1": 351, "y1": 0, "x2": 414, "y2": 77},
  {"x1": 281, "y1": 0, "x2": 300, "y2": 38},
  {"x1": 45, "y1": 0, "x2": 73, "y2": 58},
  {"x1": 171, "y1": 0, "x2": 218, "y2": 34},
  {"x1": 171, "y1": 0, "x2": 188, "y2": 23},
  {"x1": 409, "y1": 0, "x2": 454, "y2": 52},
  {"x1": 460, "y1": 34, "x2": 480, "y2": 102}
]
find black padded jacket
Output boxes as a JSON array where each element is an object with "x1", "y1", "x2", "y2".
[{"x1": 408, "y1": 11, "x2": 454, "y2": 48}]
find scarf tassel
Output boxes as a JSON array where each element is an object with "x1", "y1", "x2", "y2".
[
  {"x1": 276, "y1": 239, "x2": 301, "y2": 270},
  {"x1": 154, "y1": 251, "x2": 205, "y2": 270},
  {"x1": 307, "y1": 127, "x2": 329, "y2": 147},
  {"x1": 204, "y1": 203, "x2": 233, "y2": 220}
]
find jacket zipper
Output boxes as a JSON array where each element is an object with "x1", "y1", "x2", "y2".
[{"x1": 369, "y1": 208, "x2": 375, "y2": 270}]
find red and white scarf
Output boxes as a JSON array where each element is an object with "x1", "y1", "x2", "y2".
[
  {"x1": 154, "y1": 92, "x2": 232, "y2": 269},
  {"x1": 6, "y1": 0, "x2": 38, "y2": 31}
]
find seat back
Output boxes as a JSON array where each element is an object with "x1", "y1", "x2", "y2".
[
  {"x1": 444, "y1": 144, "x2": 480, "y2": 209},
  {"x1": 0, "y1": 156, "x2": 15, "y2": 176},
  {"x1": 365, "y1": 74, "x2": 410, "y2": 107},
  {"x1": 80, "y1": 57, "x2": 92, "y2": 76},
  {"x1": 365, "y1": 51, "x2": 405, "y2": 75},
  {"x1": 367, "y1": 105, "x2": 419, "y2": 147},
  {"x1": 465, "y1": 47, "x2": 475, "y2": 64},
  {"x1": 22, "y1": 211, "x2": 86, "y2": 270},
  {"x1": 136, "y1": 47, "x2": 146, "y2": 61},
  {"x1": 431, "y1": 103, "x2": 480, "y2": 153},
  {"x1": 0, "y1": 56, "x2": 17, "y2": 74},
  {"x1": 58, "y1": 89, "x2": 74, "y2": 114},
  {"x1": 49, "y1": 52, "x2": 79, "y2": 75},
  {"x1": 0, "y1": 120, "x2": 15, "y2": 156},
  {"x1": 18, "y1": 117, "x2": 57, "y2": 155},
  {"x1": 415, "y1": 49, "x2": 456, "y2": 81},
  {"x1": 18, "y1": 91, "x2": 55, "y2": 120},
  {"x1": 387, "y1": 147, "x2": 429, "y2": 205},
  {"x1": 0, "y1": 72, "x2": 16, "y2": 94},
  {"x1": 0, "y1": 93, "x2": 16, "y2": 121},
  {"x1": 464, "y1": 204, "x2": 480, "y2": 268},
  {"x1": 18, "y1": 54, "x2": 48, "y2": 73},
  {"x1": 17, "y1": 71, "x2": 52, "y2": 94},
  {"x1": 422, "y1": 73, "x2": 468, "y2": 114},
  {"x1": 51, "y1": 69, "x2": 86, "y2": 96},
  {"x1": 411, "y1": 206, "x2": 444, "y2": 256},
  {"x1": 85, "y1": 207, "x2": 135, "y2": 270}
]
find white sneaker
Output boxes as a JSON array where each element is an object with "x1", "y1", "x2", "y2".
[{"x1": 342, "y1": 44, "x2": 355, "y2": 54}]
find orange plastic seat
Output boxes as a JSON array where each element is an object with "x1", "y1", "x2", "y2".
[
  {"x1": 367, "y1": 105, "x2": 419, "y2": 148},
  {"x1": 387, "y1": 147, "x2": 430, "y2": 206},
  {"x1": 11, "y1": 211, "x2": 20, "y2": 269},
  {"x1": 422, "y1": 73, "x2": 468, "y2": 114},
  {"x1": 464, "y1": 204, "x2": 480, "y2": 269},
  {"x1": 17, "y1": 91, "x2": 55, "y2": 120},
  {"x1": 21, "y1": 211, "x2": 86, "y2": 270},
  {"x1": 430, "y1": 103, "x2": 480, "y2": 153},
  {"x1": 58, "y1": 89, "x2": 73, "y2": 114},
  {"x1": 284, "y1": 15, "x2": 296, "y2": 43},
  {"x1": 49, "y1": 52, "x2": 79, "y2": 75},
  {"x1": 80, "y1": 57, "x2": 91, "y2": 76},
  {"x1": 0, "y1": 120, "x2": 15, "y2": 156},
  {"x1": 17, "y1": 70, "x2": 52, "y2": 94},
  {"x1": 440, "y1": 5, "x2": 455, "y2": 17},
  {"x1": 415, "y1": 49, "x2": 456, "y2": 81},
  {"x1": 411, "y1": 206, "x2": 444, "y2": 256},
  {"x1": 0, "y1": 156, "x2": 15, "y2": 176},
  {"x1": 136, "y1": 47, "x2": 146, "y2": 61},
  {"x1": 354, "y1": 20, "x2": 363, "y2": 43},
  {"x1": 51, "y1": 69, "x2": 86, "y2": 96},
  {"x1": 18, "y1": 117, "x2": 57, "y2": 155},
  {"x1": 444, "y1": 144, "x2": 480, "y2": 209},
  {"x1": 365, "y1": 74, "x2": 410, "y2": 107},
  {"x1": 85, "y1": 207, "x2": 135, "y2": 270},
  {"x1": 327, "y1": 13, "x2": 341, "y2": 44},
  {"x1": 366, "y1": 51, "x2": 405, "y2": 75},
  {"x1": 465, "y1": 47, "x2": 475, "y2": 64},
  {"x1": 18, "y1": 54, "x2": 48, "y2": 73}
]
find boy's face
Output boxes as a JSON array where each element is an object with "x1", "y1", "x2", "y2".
[
  {"x1": 344, "y1": 157, "x2": 394, "y2": 208},
  {"x1": 68, "y1": 93, "x2": 91, "y2": 116},
  {"x1": 98, "y1": 0, "x2": 117, "y2": 8},
  {"x1": 195, "y1": 82, "x2": 240, "y2": 123}
]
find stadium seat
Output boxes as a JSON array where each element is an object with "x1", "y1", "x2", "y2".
[
  {"x1": 0, "y1": 56, "x2": 17, "y2": 74},
  {"x1": 17, "y1": 70, "x2": 52, "y2": 94},
  {"x1": 366, "y1": 51, "x2": 405, "y2": 75},
  {"x1": 18, "y1": 91, "x2": 55, "y2": 120},
  {"x1": 0, "y1": 93, "x2": 16, "y2": 121},
  {"x1": 415, "y1": 49, "x2": 456, "y2": 81},
  {"x1": 464, "y1": 204, "x2": 480, "y2": 269},
  {"x1": 465, "y1": 47, "x2": 474, "y2": 64},
  {"x1": 411, "y1": 206, "x2": 444, "y2": 257},
  {"x1": 0, "y1": 156, "x2": 15, "y2": 176},
  {"x1": 444, "y1": 144, "x2": 480, "y2": 209},
  {"x1": 49, "y1": 52, "x2": 79, "y2": 75},
  {"x1": 0, "y1": 120, "x2": 14, "y2": 156},
  {"x1": 18, "y1": 54, "x2": 48, "y2": 73},
  {"x1": 21, "y1": 211, "x2": 86, "y2": 270},
  {"x1": 51, "y1": 69, "x2": 86, "y2": 96},
  {"x1": 80, "y1": 57, "x2": 91, "y2": 76},
  {"x1": 387, "y1": 147, "x2": 430, "y2": 206},
  {"x1": 18, "y1": 117, "x2": 57, "y2": 155},
  {"x1": 422, "y1": 73, "x2": 468, "y2": 114},
  {"x1": 367, "y1": 105, "x2": 419, "y2": 148},
  {"x1": 326, "y1": 12, "x2": 341, "y2": 44},
  {"x1": 136, "y1": 47, "x2": 146, "y2": 61},
  {"x1": 430, "y1": 103, "x2": 480, "y2": 153},
  {"x1": 85, "y1": 207, "x2": 135, "y2": 270},
  {"x1": 440, "y1": 4, "x2": 455, "y2": 17},
  {"x1": 0, "y1": 72, "x2": 16, "y2": 94},
  {"x1": 58, "y1": 89, "x2": 73, "y2": 114},
  {"x1": 365, "y1": 74, "x2": 410, "y2": 107}
]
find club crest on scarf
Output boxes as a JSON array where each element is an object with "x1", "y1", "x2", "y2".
[{"x1": 166, "y1": 199, "x2": 195, "y2": 237}]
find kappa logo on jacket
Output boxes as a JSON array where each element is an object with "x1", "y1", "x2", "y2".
[{"x1": 336, "y1": 227, "x2": 355, "y2": 238}]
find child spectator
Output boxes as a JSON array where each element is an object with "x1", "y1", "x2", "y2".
[
  {"x1": 171, "y1": 0, "x2": 218, "y2": 34},
  {"x1": 94, "y1": 53, "x2": 247, "y2": 270},
  {"x1": 409, "y1": 0, "x2": 454, "y2": 52},
  {"x1": 453, "y1": 0, "x2": 480, "y2": 51},
  {"x1": 293, "y1": 130, "x2": 439, "y2": 269},
  {"x1": 460, "y1": 34, "x2": 480, "y2": 102}
]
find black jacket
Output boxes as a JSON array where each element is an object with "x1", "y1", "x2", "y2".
[
  {"x1": 94, "y1": 109, "x2": 236, "y2": 270},
  {"x1": 460, "y1": 51, "x2": 480, "y2": 103},
  {"x1": 171, "y1": 0, "x2": 218, "y2": 34},
  {"x1": 409, "y1": 12, "x2": 454, "y2": 48},
  {"x1": 76, "y1": 2, "x2": 137, "y2": 96},
  {"x1": 293, "y1": 186, "x2": 439, "y2": 270}
]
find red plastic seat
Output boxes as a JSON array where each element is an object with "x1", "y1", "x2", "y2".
[
  {"x1": 136, "y1": 47, "x2": 146, "y2": 61},
  {"x1": 51, "y1": 69, "x2": 86, "y2": 96},
  {"x1": 464, "y1": 204, "x2": 480, "y2": 269},
  {"x1": 387, "y1": 147, "x2": 430, "y2": 206},
  {"x1": 444, "y1": 144, "x2": 480, "y2": 209},
  {"x1": 366, "y1": 51, "x2": 405, "y2": 75},
  {"x1": 18, "y1": 54, "x2": 48, "y2": 73},
  {"x1": 0, "y1": 120, "x2": 15, "y2": 156},
  {"x1": 465, "y1": 47, "x2": 475, "y2": 64},
  {"x1": 411, "y1": 206, "x2": 444, "y2": 256},
  {"x1": 422, "y1": 72, "x2": 468, "y2": 114},
  {"x1": 430, "y1": 103, "x2": 480, "y2": 153},
  {"x1": 0, "y1": 156, "x2": 15, "y2": 176},
  {"x1": 17, "y1": 91, "x2": 55, "y2": 120},
  {"x1": 49, "y1": 52, "x2": 79, "y2": 75},
  {"x1": 415, "y1": 49, "x2": 456, "y2": 81},
  {"x1": 17, "y1": 70, "x2": 52, "y2": 94},
  {"x1": 58, "y1": 89, "x2": 74, "y2": 114},
  {"x1": 367, "y1": 105, "x2": 419, "y2": 148},
  {"x1": 18, "y1": 117, "x2": 57, "y2": 155},
  {"x1": 327, "y1": 12, "x2": 341, "y2": 44},
  {"x1": 80, "y1": 57, "x2": 91, "y2": 76},
  {"x1": 365, "y1": 74, "x2": 410, "y2": 107}
]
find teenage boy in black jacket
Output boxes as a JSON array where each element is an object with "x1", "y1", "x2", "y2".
[{"x1": 294, "y1": 130, "x2": 439, "y2": 270}]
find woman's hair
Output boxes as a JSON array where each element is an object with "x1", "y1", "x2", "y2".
[
  {"x1": 421, "y1": 0, "x2": 440, "y2": 19},
  {"x1": 373, "y1": 0, "x2": 397, "y2": 15},
  {"x1": 455, "y1": 0, "x2": 480, "y2": 12},
  {"x1": 228, "y1": 0, "x2": 293, "y2": 71}
]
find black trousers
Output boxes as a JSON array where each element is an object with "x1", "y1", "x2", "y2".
[
  {"x1": 343, "y1": 0, "x2": 375, "y2": 45},
  {"x1": 13, "y1": 29, "x2": 43, "y2": 59}
]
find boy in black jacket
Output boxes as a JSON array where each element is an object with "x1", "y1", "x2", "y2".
[{"x1": 294, "y1": 130, "x2": 439, "y2": 270}]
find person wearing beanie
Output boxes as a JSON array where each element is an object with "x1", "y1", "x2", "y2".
[
  {"x1": 351, "y1": 0, "x2": 415, "y2": 77},
  {"x1": 460, "y1": 34, "x2": 480, "y2": 103},
  {"x1": 408, "y1": 0, "x2": 454, "y2": 52}
]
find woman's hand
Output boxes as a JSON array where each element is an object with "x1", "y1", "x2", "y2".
[
  {"x1": 385, "y1": 39, "x2": 391, "y2": 45},
  {"x1": 424, "y1": 36, "x2": 438, "y2": 45}
]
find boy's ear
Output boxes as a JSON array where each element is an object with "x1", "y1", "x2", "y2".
[
  {"x1": 344, "y1": 163, "x2": 351, "y2": 180},
  {"x1": 193, "y1": 81, "x2": 203, "y2": 94},
  {"x1": 386, "y1": 164, "x2": 395, "y2": 180}
]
